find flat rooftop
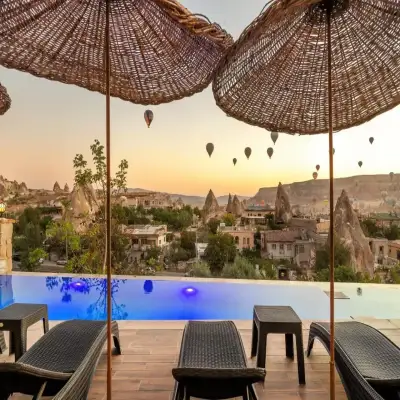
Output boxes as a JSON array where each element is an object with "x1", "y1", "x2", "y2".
[{"x1": 3, "y1": 318, "x2": 400, "y2": 400}]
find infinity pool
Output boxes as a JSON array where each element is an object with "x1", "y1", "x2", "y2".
[{"x1": 0, "y1": 274, "x2": 399, "y2": 320}]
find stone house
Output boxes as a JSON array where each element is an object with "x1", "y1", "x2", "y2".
[
  {"x1": 241, "y1": 205, "x2": 274, "y2": 226},
  {"x1": 219, "y1": 225, "x2": 256, "y2": 250},
  {"x1": 262, "y1": 230, "x2": 315, "y2": 269},
  {"x1": 367, "y1": 237, "x2": 389, "y2": 266}
]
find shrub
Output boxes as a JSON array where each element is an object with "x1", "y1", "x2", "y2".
[
  {"x1": 221, "y1": 257, "x2": 260, "y2": 280},
  {"x1": 190, "y1": 262, "x2": 212, "y2": 278}
]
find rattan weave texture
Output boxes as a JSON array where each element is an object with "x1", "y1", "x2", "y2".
[
  {"x1": 307, "y1": 321, "x2": 400, "y2": 399},
  {"x1": 213, "y1": 0, "x2": 400, "y2": 134},
  {"x1": 0, "y1": 82, "x2": 10, "y2": 115},
  {"x1": 0, "y1": 0, "x2": 233, "y2": 105}
]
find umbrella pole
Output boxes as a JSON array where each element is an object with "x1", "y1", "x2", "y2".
[
  {"x1": 105, "y1": 0, "x2": 112, "y2": 399},
  {"x1": 327, "y1": 2, "x2": 335, "y2": 400}
]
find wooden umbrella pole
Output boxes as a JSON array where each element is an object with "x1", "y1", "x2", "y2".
[
  {"x1": 327, "y1": 2, "x2": 335, "y2": 400},
  {"x1": 105, "y1": 0, "x2": 112, "y2": 399}
]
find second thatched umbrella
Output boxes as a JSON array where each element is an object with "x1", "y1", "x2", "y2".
[
  {"x1": 0, "y1": 82, "x2": 11, "y2": 115},
  {"x1": 0, "y1": 1, "x2": 233, "y2": 398},
  {"x1": 213, "y1": 0, "x2": 400, "y2": 398}
]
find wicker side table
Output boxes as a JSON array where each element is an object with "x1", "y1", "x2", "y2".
[
  {"x1": 0, "y1": 303, "x2": 49, "y2": 360},
  {"x1": 251, "y1": 305, "x2": 305, "y2": 385}
]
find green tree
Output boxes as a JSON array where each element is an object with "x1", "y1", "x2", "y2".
[
  {"x1": 222, "y1": 213, "x2": 236, "y2": 226},
  {"x1": 180, "y1": 231, "x2": 196, "y2": 258},
  {"x1": 383, "y1": 224, "x2": 400, "y2": 240},
  {"x1": 361, "y1": 218, "x2": 381, "y2": 238},
  {"x1": 315, "y1": 237, "x2": 352, "y2": 272},
  {"x1": 46, "y1": 220, "x2": 80, "y2": 258},
  {"x1": 20, "y1": 248, "x2": 48, "y2": 272},
  {"x1": 207, "y1": 218, "x2": 220, "y2": 234},
  {"x1": 315, "y1": 265, "x2": 358, "y2": 282},
  {"x1": 68, "y1": 139, "x2": 130, "y2": 274},
  {"x1": 204, "y1": 233, "x2": 236, "y2": 275}
]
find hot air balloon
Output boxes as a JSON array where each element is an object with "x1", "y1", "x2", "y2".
[
  {"x1": 144, "y1": 109, "x2": 153, "y2": 128},
  {"x1": 390, "y1": 172, "x2": 394, "y2": 181},
  {"x1": 369, "y1": 137, "x2": 374, "y2": 144},
  {"x1": 267, "y1": 147, "x2": 273, "y2": 159},
  {"x1": 271, "y1": 131, "x2": 279, "y2": 145},
  {"x1": 233, "y1": 158, "x2": 237, "y2": 166},
  {"x1": 206, "y1": 143, "x2": 214, "y2": 157},
  {"x1": 316, "y1": 164, "x2": 320, "y2": 171},
  {"x1": 358, "y1": 161, "x2": 363, "y2": 168},
  {"x1": 312, "y1": 172, "x2": 318, "y2": 180},
  {"x1": 244, "y1": 147, "x2": 252, "y2": 159}
]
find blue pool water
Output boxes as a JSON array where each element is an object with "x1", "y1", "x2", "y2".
[{"x1": 0, "y1": 274, "x2": 399, "y2": 320}]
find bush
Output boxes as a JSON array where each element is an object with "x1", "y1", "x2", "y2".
[
  {"x1": 221, "y1": 257, "x2": 260, "y2": 280},
  {"x1": 190, "y1": 262, "x2": 212, "y2": 278}
]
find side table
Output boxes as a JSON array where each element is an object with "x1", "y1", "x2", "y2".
[
  {"x1": 0, "y1": 303, "x2": 49, "y2": 360},
  {"x1": 251, "y1": 305, "x2": 305, "y2": 385}
]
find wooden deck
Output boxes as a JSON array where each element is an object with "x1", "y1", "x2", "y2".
[{"x1": 3, "y1": 318, "x2": 400, "y2": 400}]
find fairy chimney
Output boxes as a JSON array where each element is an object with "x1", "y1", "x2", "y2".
[
  {"x1": 232, "y1": 195, "x2": 243, "y2": 217},
  {"x1": 18, "y1": 182, "x2": 28, "y2": 195},
  {"x1": 64, "y1": 183, "x2": 70, "y2": 193},
  {"x1": 202, "y1": 189, "x2": 220, "y2": 222},
  {"x1": 226, "y1": 193, "x2": 233, "y2": 213},
  {"x1": 53, "y1": 181, "x2": 61, "y2": 193},
  {"x1": 330, "y1": 190, "x2": 374, "y2": 276},
  {"x1": 275, "y1": 182, "x2": 292, "y2": 224}
]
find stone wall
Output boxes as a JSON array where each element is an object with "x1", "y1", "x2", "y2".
[{"x1": 0, "y1": 218, "x2": 14, "y2": 273}]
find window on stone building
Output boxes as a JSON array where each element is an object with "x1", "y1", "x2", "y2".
[{"x1": 272, "y1": 244, "x2": 276, "y2": 250}]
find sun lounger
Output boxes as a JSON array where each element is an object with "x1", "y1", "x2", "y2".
[
  {"x1": 172, "y1": 320, "x2": 265, "y2": 400},
  {"x1": 0, "y1": 319, "x2": 121, "y2": 400},
  {"x1": 307, "y1": 321, "x2": 400, "y2": 400}
]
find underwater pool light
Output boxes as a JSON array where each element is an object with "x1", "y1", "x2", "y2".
[{"x1": 182, "y1": 286, "x2": 197, "y2": 296}]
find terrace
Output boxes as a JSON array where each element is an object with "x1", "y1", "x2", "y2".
[
  {"x1": 0, "y1": 273, "x2": 400, "y2": 399},
  {"x1": 2, "y1": 317, "x2": 400, "y2": 400}
]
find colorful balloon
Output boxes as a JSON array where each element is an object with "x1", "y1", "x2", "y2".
[
  {"x1": 316, "y1": 164, "x2": 320, "y2": 171},
  {"x1": 358, "y1": 161, "x2": 363, "y2": 168},
  {"x1": 271, "y1": 131, "x2": 279, "y2": 145},
  {"x1": 206, "y1": 143, "x2": 214, "y2": 157},
  {"x1": 267, "y1": 147, "x2": 274, "y2": 159},
  {"x1": 369, "y1": 137, "x2": 374, "y2": 144},
  {"x1": 244, "y1": 147, "x2": 252, "y2": 159},
  {"x1": 233, "y1": 158, "x2": 237, "y2": 166},
  {"x1": 312, "y1": 172, "x2": 318, "y2": 180},
  {"x1": 144, "y1": 109, "x2": 153, "y2": 128}
]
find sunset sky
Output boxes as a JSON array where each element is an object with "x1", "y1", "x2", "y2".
[{"x1": 0, "y1": 0, "x2": 399, "y2": 197}]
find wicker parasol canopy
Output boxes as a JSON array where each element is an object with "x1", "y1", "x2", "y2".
[
  {"x1": 213, "y1": 0, "x2": 400, "y2": 134},
  {"x1": 0, "y1": 82, "x2": 10, "y2": 116},
  {"x1": 0, "y1": 0, "x2": 233, "y2": 105}
]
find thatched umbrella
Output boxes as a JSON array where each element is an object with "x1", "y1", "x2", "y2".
[
  {"x1": 0, "y1": 83, "x2": 11, "y2": 115},
  {"x1": 213, "y1": 0, "x2": 400, "y2": 397},
  {"x1": 0, "y1": 1, "x2": 233, "y2": 397}
]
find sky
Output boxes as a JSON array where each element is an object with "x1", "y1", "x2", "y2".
[{"x1": 0, "y1": 0, "x2": 399, "y2": 197}]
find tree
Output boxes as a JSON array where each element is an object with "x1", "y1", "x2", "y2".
[
  {"x1": 315, "y1": 265, "x2": 358, "y2": 282},
  {"x1": 315, "y1": 236, "x2": 352, "y2": 272},
  {"x1": 207, "y1": 218, "x2": 220, "y2": 234},
  {"x1": 20, "y1": 248, "x2": 48, "y2": 272},
  {"x1": 383, "y1": 224, "x2": 400, "y2": 241},
  {"x1": 180, "y1": 231, "x2": 196, "y2": 258},
  {"x1": 361, "y1": 218, "x2": 381, "y2": 237},
  {"x1": 204, "y1": 233, "x2": 236, "y2": 275},
  {"x1": 222, "y1": 213, "x2": 236, "y2": 226},
  {"x1": 221, "y1": 256, "x2": 260, "y2": 279},
  {"x1": 67, "y1": 139, "x2": 130, "y2": 274},
  {"x1": 46, "y1": 220, "x2": 81, "y2": 258}
]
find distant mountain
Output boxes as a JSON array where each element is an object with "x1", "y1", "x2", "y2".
[
  {"x1": 127, "y1": 188, "x2": 249, "y2": 206},
  {"x1": 250, "y1": 174, "x2": 399, "y2": 205}
]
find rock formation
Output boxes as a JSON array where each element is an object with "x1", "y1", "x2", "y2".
[
  {"x1": 64, "y1": 183, "x2": 70, "y2": 192},
  {"x1": 53, "y1": 181, "x2": 61, "y2": 193},
  {"x1": 202, "y1": 189, "x2": 220, "y2": 222},
  {"x1": 330, "y1": 190, "x2": 374, "y2": 275},
  {"x1": 275, "y1": 182, "x2": 292, "y2": 224},
  {"x1": 69, "y1": 184, "x2": 99, "y2": 231},
  {"x1": 226, "y1": 193, "x2": 233, "y2": 213},
  {"x1": 18, "y1": 182, "x2": 28, "y2": 194},
  {"x1": 232, "y1": 195, "x2": 243, "y2": 217}
]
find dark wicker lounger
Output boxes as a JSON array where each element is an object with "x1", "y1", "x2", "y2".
[
  {"x1": 307, "y1": 321, "x2": 400, "y2": 400},
  {"x1": 0, "y1": 319, "x2": 121, "y2": 400},
  {"x1": 172, "y1": 321, "x2": 266, "y2": 400}
]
